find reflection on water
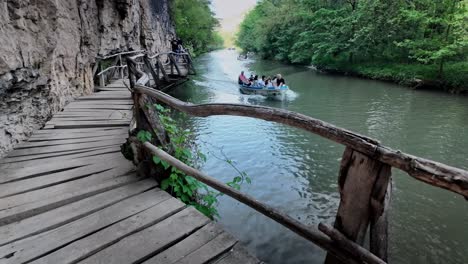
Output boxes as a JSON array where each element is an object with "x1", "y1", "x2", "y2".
[{"x1": 170, "y1": 50, "x2": 468, "y2": 264}]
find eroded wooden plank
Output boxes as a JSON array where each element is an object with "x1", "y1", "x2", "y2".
[
  {"x1": 80, "y1": 207, "x2": 210, "y2": 264},
  {"x1": 17, "y1": 134, "x2": 127, "y2": 149},
  {"x1": 212, "y1": 244, "x2": 260, "y2": 264},
  {"x1": 0, "y1": 146, "x2": 119, "y2": 166},
  {"x1": 6, "y1": 139, "x2": 126, "y2": 158},
  {"x1": 0, "y1": 172, "x2": 138, "y2": 225},
  {"x1": 174, "y1": 232, "x2": 237, "y2": 264},
  {"x1": 0, "y1": 186, "x2": 171, "y2": 264},
  {"x1": 31, "y1": 197, "x2": 185, "y2": 264},
  {"x1": 0, "y1": 154, "x2": 129, "y2": 197},
  {"x1": 0, "y1": 152, "x2": 125, "y2": 183},
  {"x1": 51, "y1": 121, "x2": 130, "y2": 129},
  {"x1": 144, "y1": 223, "x2": 224, "y2": 264},
  {"x1": 0, "y1": 180, "x2": 158, "y2": 246}
]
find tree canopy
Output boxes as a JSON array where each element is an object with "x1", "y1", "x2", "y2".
[
  {"x1": 236, "y1": 0, "x2": 467, "y2": 90},
  {"x1": 171, "y1": 0, "x2": 224, "y2": 55}
]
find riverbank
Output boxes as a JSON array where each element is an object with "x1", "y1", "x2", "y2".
[{"x1": 314, "y1": 62, "x2": 468, "y2": 94}]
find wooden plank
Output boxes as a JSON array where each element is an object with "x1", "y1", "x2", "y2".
[
  {"x1": 77, "y1": 93, "x2": 131, "y2": 100},
  {"x1": 0, "y1": 147, "x2": 120, "y2": 169},
  {"x1": 143, "y1": 223, "x2": 224, "y2": 263},
  {"x1": 51, "y1": 121, "x2": 130, "y2": 129},
  {"x1": 0, "y1": 173, "x2": 139, "y2": 225},
  {"x1": 0, "y1": 187, "x2": 174, "y2": 264},
  {"x1": 80, "y1": 207, "x2": 210, "y2": 264},
  {"x1": 50, "y1": 116, "x2": 131, "y2": 122},
  {"x1": 64, "y1": 104, "x2": 132, "y2": 110},
  {"x1": 0, "y1": 146, "x2": 118, "y2": 165},
  {"x1": 0, "y1": 180, "x2": 158, "y2": 246},
  {"x1": 0, "y1": 155, "x2": 129, "y2": 197},
  {"x1": 0, "y1": 162, "x2": 135, "y2": 210},
  {"x1": 6, "y1": 138, "x2": 126, "y2": 158},
  {"x1": 96, "y1": 87, "x2": 130, "y2": 92},
  {"x1": 16, "y1": 134, "x2": 127, "y2": 149},
  {"x1": 212, "y1": 244, "x2": 260, "y2": 264},
  {"x1": 0, "y1": 154, "x2": 104, "y2": 184},
  {"x1": 167, "y1": 232, "x2": 236, "y2": 264},
  {"x1": 30, "y1": 197, "x2": 185, "y2": 264},
  {"x1": 29, "y1": 130, "x2": 127, "y2": 142},
  {"x1": 69, "y1": 100, "x2": 132, "y2": 105},
  {"x1": 32, "y1": 127, "x2": 125, "y2": 135}
]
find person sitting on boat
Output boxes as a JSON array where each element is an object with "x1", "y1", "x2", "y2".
[
  {"x1": 238, "y1": 71, "x2": 250, "y2": 85},
  {"x1": 257, "y1": 75, "x2": 266, "y2": 87},
  {"x1": 266, "y1": 78, "x2": 275, "y2": 89},
  {"x1": 252, "y1": 75, "x2": 259, "y2": 86},
  {"x1": 276, "y1": 74, "x2": 286, "y2": 87}
]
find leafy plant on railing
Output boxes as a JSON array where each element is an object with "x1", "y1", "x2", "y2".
[{"x1": 137, "y1": 104, "x2": 251, "y2": 219}]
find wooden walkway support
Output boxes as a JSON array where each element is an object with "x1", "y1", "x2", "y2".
[{"x1": 0, "y1": 76, "x2": 260, "y2": 263}]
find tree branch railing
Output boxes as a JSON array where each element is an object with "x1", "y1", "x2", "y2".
[
  {"x1": 133, "y1": 85, "x2": 468, "y2": 198},
  {"x1": 127, "y1": 56, "x2": 468, "y2": 263},
  {"x1": 143, "y1": 143, "x2": 385, "y2": 264}
]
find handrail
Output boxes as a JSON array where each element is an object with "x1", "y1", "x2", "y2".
[
  {"x1": 147, "y1": 51, "x2": 190, "y2": 59},
  {"x1": 96, "y1": 65, "x2": 127, "y2": 76},
  {"x1": 97, "y1": 50, "x2": 145, "y2": 60},
  {"x1": 143, "y1": 142, "x2": 386, "y2": 264},
  {"x1": 134, "y1": 84, "x2": 468, "y2": 199}
]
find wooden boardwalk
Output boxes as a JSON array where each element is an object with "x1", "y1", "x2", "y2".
[{"x1": 0, "y1": 80, "x2": 260, "y2": 264}]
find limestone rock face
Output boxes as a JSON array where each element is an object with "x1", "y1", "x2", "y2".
[{"x1": 0, "y1": 0, "x2": 174, "y2": 156}]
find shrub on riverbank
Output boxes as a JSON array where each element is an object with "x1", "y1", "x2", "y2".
[{"x1": 320, "y1": 62, "x2": 468, "y2": 93}]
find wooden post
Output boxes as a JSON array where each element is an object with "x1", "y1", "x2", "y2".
[
  {"x1": 157, "y1": 58, "x2": 170, "y2": 82},
  {"x1": 99, "y1": 63, "x2": 105, "y2": 87},
  {"x1": 170, "y1": 54, "x2": 174, "y2": 75},
  {"x1": 370, "y1": 178, "x2": 392, "y2": 261},
  {"x1": 168, "y1": 53, "x2": 182, "y2": 77},
  {"x1": 119, "y1": 54, "x2": 124, "y2": 79},
  {"x1": 144, "y1": 56, "x2": 160, "y2": 87},
  {"x1": 325, "y1": 147, "x2": 391, "y2": 264}
]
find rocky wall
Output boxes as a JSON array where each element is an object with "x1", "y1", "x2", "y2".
[{"x1": 0, "y1": 0, "x2": 174, "y2": 156}]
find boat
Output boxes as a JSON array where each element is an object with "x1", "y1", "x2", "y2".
[{"x1": 238, "y1": 83, "x2": 288, "y2": 97}]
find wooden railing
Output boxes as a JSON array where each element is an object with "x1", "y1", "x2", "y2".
[
  {"x1": 93, "y1": 50, "x2": 145, "y2": 86},
  {"x1": 126, "y1": 57, "x2": 468, "y2": 264},
  {"x1": 94, "y1": 50, "x2": 195, "y2": 89}
]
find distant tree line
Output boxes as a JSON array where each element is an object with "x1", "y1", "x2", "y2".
[
  {"x1": 171, "y1": 0, "x2": 224, "y2": 56},
  {"x1": 236, "y1": 0, "x2": 467, "y2": 91}
]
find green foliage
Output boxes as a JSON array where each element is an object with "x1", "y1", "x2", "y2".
[
  {"x1": 171, "y1": 0, "x2": 224, "y2": 55},
  {"x1": 136, "y1": 130, "x2": 152, "y2": 143},
  {"x1": 138, "y1": 104, "x2": 251, "y2": 219},
  {"x1": 236, "y1": 0, "x2": 468, "y2": 90}
]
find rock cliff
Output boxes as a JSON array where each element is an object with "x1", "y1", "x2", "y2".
[{"x1": 0, "y1": 0, "x2": 174, "y2": 156}]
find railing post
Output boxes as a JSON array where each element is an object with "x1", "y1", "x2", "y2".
[
  {"x1": 99, "y1": 63, "x2": 105, "y2": 87},
  {"x1": 325, "y1": 147, "x2": 392, "y2": 263},
  {"x1": 119, "y1": 54, "x2": 124, "y2": 79},
  {"x1": 170, "y1": 54, "x2": 174, "y2": 75}
]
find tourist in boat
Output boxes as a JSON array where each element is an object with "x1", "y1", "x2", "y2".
[
  {"x1": 252, "y1": 75, "x2": 259, "y2": 86},
  {"x1": 257, "y1": 75, "x2": 266, "y2": 87},
  {"x1": 266, "y1": 77, "x2": 274, "y2": 89},
  {"x1": 276, "y1": 74, "x2": 286, "y2": 87},
  {"x1": 238, "y1": 71, "x2": 250, "y2": 85}
]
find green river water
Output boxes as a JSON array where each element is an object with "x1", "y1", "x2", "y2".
[{"x1": 170, "y1": 50, "x2": 468, "y2": 264}]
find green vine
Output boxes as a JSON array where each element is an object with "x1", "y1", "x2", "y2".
[{"x1": 136, "y1": 104, "x2": 251, "y2": 219}]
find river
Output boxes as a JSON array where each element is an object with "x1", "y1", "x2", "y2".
[{"x1": 170, "y1": 50, "x2": 468, "y2": 264}]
